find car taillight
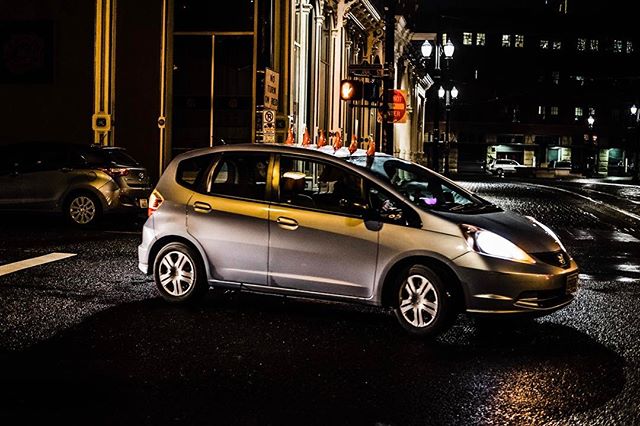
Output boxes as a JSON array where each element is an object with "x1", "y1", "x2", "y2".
[
  {"x1": 100, "y1": 167, "x2": 129, "y2": 177},
  {"x1": 148, "y1": 190, "x2": 163, "y2": 217}
]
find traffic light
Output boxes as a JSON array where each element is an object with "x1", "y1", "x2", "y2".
[
  {"x1": 340, "y1": 79, "x2": 363, "y2": 101},
  {"x1": 362, "y1": 82, "x2": 380, "y2": 101}
]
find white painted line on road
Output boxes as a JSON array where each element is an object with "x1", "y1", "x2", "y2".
[
  {"x1": 525, "y1": 183, "x2": 640, "y2": 222},
  {"x1": 0, "y1": 253, "x2": 77, "y2": 277}
]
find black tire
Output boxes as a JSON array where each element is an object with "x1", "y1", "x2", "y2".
[
  {"x1": 392, "y1": 265, "x2": 456, "y2": 337},
  {"x1": 153, "y1": 242, "x2": 208, "y2": 304},
  {"x1": 496, "y1": 168, "x2": 504, "y2": 178},
  {"x1": 65, "y1": 192, "x2": 102, "y2": 227}
]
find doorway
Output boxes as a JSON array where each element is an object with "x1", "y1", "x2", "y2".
[{"x1": 172, "y1": 34, "x2": 253, "y2": 159}]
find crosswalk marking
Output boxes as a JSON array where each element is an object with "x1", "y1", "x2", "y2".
[{"x1": 0, "y1": 253, "x2": 77, "y2": 277}]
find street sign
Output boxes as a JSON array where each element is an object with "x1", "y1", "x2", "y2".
[
  {"x1": 262, "y1": 109, "x2": 275, "y2": 143},
  {"x1": 386, "y1": 89, "x2": 408, "y2": 123},
  {"x1": 264, "y1": 68, "x2": 279, "y2": 109}
]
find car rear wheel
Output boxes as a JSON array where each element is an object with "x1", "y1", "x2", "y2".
[
  {"x1": 495, "y1": 168, "x2": 504, "y2": 178},
  {"x1": 393, "y1": 265, "x2": 454, "y2": 337},
  {"x1": 154, "y1": 242, "x2": 208, "y2": 303},
  {"x1": 66, "y1": 193, "x2": 101, "y2": 226}
]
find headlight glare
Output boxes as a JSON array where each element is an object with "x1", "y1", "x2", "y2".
[{"x1": 461, "y1": 224, "x2": 536, "y2": 264}]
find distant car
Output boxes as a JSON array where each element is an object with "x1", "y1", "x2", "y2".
[
  {"x1": 138, "y1": 144, "x2": 578, "y2": 337},
  {"x1": 547, "y1": 160, "x2": 572, "y2": 170},
  {"x1": 0, "y1": 142, "x2": 152, "y2": 226},
  {"x1": 487, "y1": 159, "x2": 521, "y2": 177}
]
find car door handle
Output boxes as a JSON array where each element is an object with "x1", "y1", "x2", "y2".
[
  {"x1": 193, "y1": 201, "x2": 212, "y2": 214},
  {"x1": 276, "y1": 216, "x2": 298, "y2": 230}
]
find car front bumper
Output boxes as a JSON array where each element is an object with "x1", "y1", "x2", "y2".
[{"x1": 453, "y1": 251, "x2": 579, "y2": 315}]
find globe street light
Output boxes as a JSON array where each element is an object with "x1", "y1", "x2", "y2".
[
  {"x1": 421, "y1": 36, "x2": 456, "y2": 173},
  {"x1": 421, "y1": 40, "x2": 433, "y2": 58},
  {"x1": 443, "y1": 39, "x2": 455, "y2": 58},
  {"x1": 587, "y1": 115, "x2": 595, "y2": 128}
]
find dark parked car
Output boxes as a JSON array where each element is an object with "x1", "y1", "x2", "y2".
[
  {"x1": 547, "y1": 160, "x2": 572, "y2": 170},
  {"x1": 0, "y1": 142, "x2": 152, "y2": 226}
]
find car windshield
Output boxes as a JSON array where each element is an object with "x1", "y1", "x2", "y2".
[{"x1": 347, "y1": 155, "x2": 499, "y2": 213}]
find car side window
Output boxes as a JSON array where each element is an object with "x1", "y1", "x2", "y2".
[
  {"x1": 176, "y1": 153, "x2": 218, "y2": 190},
  {"x1": 279, "y1": 155, "x2": 365, "y2": 216},
  {"x1": 368, "y1": 185, "x2": 421, "y2": 228},
  {"x1": 208, "y1": 153, "x2": 269, "y2": 201}
]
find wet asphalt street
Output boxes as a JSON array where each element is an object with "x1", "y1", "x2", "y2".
[{"x1": 0, "y1": 178, "x2": 639, "y2": 425}]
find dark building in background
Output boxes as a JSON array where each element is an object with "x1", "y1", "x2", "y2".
[
  {"x1": 0, "y1": 0, "x2": 432, "y2": 181},
  {"x1": 417, "y1": 0, "x2": 640, "y2": 176}
]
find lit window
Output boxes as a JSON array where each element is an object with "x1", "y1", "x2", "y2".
[
  {"x1": 502, "y1": 34, "x2": 511, "y2": 47},
  {"x1": 463, "y1": 32, "x2": 473, "y2": 45},
  {"x1": 614, "y1": 40, "x2": 623, "y2": 53},
  {"x1": 575, "y1": 75, "x2": 584, "y2": 86},
  {"x1": 551, "y1": 106, "x2": 559, "y2": 116},
  {"x1": 552, "y1": 71, "x2": 560, "y2": 85},
  {"x1": 515, "y1": 34, "x2": 524, "y2": 48},
  {"x1": 575, "y1": 107, "x2": 583, "y2": 118},
  {"x1": 577, "y1": 38, "x2": 586, "y2": 51},
  {"x1": 627, "y1": 41, "x2": 634, "y2": 54},
  {"x1": 590, "y1": 39, "x2": 599, "y2": 51},
  {"x1": 476, "y1": 33, "x2": 486, "y2": 46},
  {"x1": 552, "y1": 41, "x2": 562, "y2": 50},
  {"x1": 540, "y1": 39, "x2": 549, "y2": 49},
  {"x1": 442, "y1": 33, "x2": 448, "y2": 44},
  {"x1": 538, "y1": 105, "x2": 545, "y2": 115}
]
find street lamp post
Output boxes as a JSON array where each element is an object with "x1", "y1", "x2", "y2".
[
  {"x1": 439, "y1": 85, "x2": 459, "y2": 176},
  {"x1": 587, "y1": 114, "x2": 596, "y2": 177},
  {"x1": 631, "y1": 105, "x2": 640, "y2": 183},
  {"x1": 421, "y1": 37, "x2": 455, "y2": 173}
]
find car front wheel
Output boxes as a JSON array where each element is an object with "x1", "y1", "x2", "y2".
[
  {"x1": 153, "y1": 242, "x2": 208, "y2": 303},
  {"x1": 393, "y1": 265, "x2": 455, "y2": 337}
]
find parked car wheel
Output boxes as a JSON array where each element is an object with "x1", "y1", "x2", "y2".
[
  {"x1": 65, "y1": 192, "x2": 101, "y2": 226},
  {"x1": 495, "y1": 168, "x2": 504, "y2": 178},
  {"x1": 393, "y1": 265, "x2": 454, "y2": 337},
  {"x1": 153, "y1": 242, "x2": 208, "y2": 303}
]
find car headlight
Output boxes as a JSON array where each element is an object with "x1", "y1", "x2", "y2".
[
  {"x1": 461, "y1": 224, "x2": 536, "y2": 264},
  {"x1": 525, "y1": 216, "x2": 567, "y2": 253}
]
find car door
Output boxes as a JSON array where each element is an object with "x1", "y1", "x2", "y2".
[
  {"x1": 18, "y1": 145, "x2": 71, "y2": 210},
  {"x1": 186, "y1": 152, "x2": 271, "y2": 285},
  {"x1": 268, "y1": 155, "x2": 378, "y2": 298}
]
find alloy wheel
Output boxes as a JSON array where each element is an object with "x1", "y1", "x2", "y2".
[
  {"x1": 158, "y1": 251, "x2": 195, "y2": 297},
  {"x1": 69, "y1": 196, "x2": 97, "y2": 225},
  {"x1": 398, "y1": 274, "x2": 439, "y2": 328}
]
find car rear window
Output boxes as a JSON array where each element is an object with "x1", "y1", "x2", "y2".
[
  {"x1": 102, "y1": 149, "x2": 139, "y2": 166},
  {"x1": 176, "y1": 154, "x2": 218, "y2": 189}
]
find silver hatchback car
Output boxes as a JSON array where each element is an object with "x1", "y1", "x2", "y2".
[{"x1": 138, "y1": 144, "x2": 579, "y2": 336}]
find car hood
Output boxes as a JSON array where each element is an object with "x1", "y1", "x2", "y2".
[{"x1": 435, "y1": 210, "x2": 562, "y2": 254}]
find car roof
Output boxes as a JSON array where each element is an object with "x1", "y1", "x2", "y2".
[{"x1": 169, "y1": 143, "x2": 401, "y2": 194}]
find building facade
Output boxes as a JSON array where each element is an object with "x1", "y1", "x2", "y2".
[
  {"x1": 0, "y1": 0, "x2": 430, "y2": 181},
  {"x1": 417, "y1": 0, "x2": 640, "y2": 176}
]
